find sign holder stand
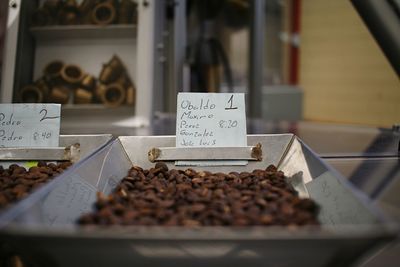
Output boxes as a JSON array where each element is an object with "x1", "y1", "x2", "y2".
[
  {"x1": 0, "y1": 144, "x2": 80, "y2": 162},
  {"x1": 148, "y1": 143, "x2": 262, "y2": 163}
]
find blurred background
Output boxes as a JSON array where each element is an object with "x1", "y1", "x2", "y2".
[{"x1": 1, "y1": 0, "x2": 398, "y2": 133}]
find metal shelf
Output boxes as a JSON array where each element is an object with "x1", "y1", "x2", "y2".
[{"x1": 30, "y1": 25, "x2": 137, "y2": 40}]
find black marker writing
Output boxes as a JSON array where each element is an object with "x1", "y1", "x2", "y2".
[
  {"x1": 225, "y1": 95, "x2": 238, "y2": 110},
  {"x1": 39, "y1": 108, "x2": 60, "y2": 122}
]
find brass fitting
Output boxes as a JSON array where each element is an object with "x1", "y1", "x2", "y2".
[
  {"x1": 20, "y1": 85, "x2": 44, "y2": 103},
  {"x1": 108, "y1": 55, "x2": 124, "y2": 70},
  {"x1": 99, "y1": 65, "x2": 118, "y2": 84},
  {"x1": 100, "y1": 83, "x2": 126, "y2": 107},
  {"x1": 126, "y1": 86, "x2": 136, "y2": 105},
  {"x1": 60, "y1": 0, "x2": 80, "y2": 25},
  {"x1": 61, "y1": 64, "x2": 84, "y2": 85},
  {"x1": 20, "y1": 77, "x2": 51, "y2": 103},
  {"x1": 118, "y1": 0, "x2": 136, "y2": 24},
  {"x1": 79, "y1": 0, "x2": 98, "y2": 24},
  {"x1": 43, "y1": 60, "x2": 64, "y2": 85},
  {"x1": 49, "y1": 87, "x2": 70, "y2": 104},
  {"x1": 74, "y1": 88, "x2": 93, "y2": 104},
  {"x1": 95, "y1": 83, "x2": 107, "y2": 101},
  {"x1": 115, "y1": 71, "x2": 135, "y2": 105},
  {"x1": 64, "y1": 0, "x2": 79, "y2": 12},
  {"x1": 81, "y1": 74, "x2": 96, "y2": 91},
  {"x1": 99, "y1": 55, "x2": 124, "y2": 84},
  {"x1": 115, "y1": 72, "x2": 130, "y2": 88},
  {"x1": 35, "y1": 78, "x2": 51, "y2": 101},
  {"x1": 92, "y1": 2, "x2": 116, "y2": 25},
  {"x1": 60, "y1": 11, "x2": 80, "y2": 25},
  {"x1": 79, "y1": 0, "x2": 96, "y2": 13}
]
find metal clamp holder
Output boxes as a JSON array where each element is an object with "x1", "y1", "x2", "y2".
[
  {"x1": 0, "y1": 143, "x2": 80, "y2": 163},
  {"x1": 148, "y1": 143, "x2": 262, "y2": 162}
]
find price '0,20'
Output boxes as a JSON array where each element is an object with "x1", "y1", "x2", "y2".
[
  {"x1": 219, "y1": 120, "x2": 238, "y2": 129},
  {"x1": 33, "y1": 131, "x2": 52, "y2": 141}
]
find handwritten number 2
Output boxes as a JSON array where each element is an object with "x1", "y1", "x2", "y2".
[
  {"x1": 225, "y1": 95, "x2": 238, "y2": 110},
  {"x1": 39, "y1": 109, "x2": 60, "y2": 122}
]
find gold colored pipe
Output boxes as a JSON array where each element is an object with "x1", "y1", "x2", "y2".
[
  {"x1": 99, "y1": 55, "x2": 124, "y2": 84},
  {"x1": 100, "y1": 83, "x2": 126, "y2": 107},
  {"x1": 74, "y1": 88, "x2": 93, "y2": 104},
  {"x1": 61, "y1": 12, "x2": 79, "y2": 25},
  {"x1": 20, "y1": 85, "x2": 44, "y2": 103},
  {"x1": 20, "y1": 77, "x2": 52, "y2": 103},
  {"x1": 79, "y1": 0, "x2": 98, "y2": 24},
  {"x1": 115, "y1": 72, "x2": 135, "y2": 105},
  {"x1": 92, "y1": 2, "x2": 116, "y2": 25},
  {"x1": 126, "y1": 86, "x2": 135, "y2": 105},
  {"x1": 49, "y1": 87, "x2": 70, "y2": 104},
  {"x1": 43, "y1": 60, "x2": 64, "y2": 85},
  {"x1": 108, "y1": 55, "x2": 124, "y2": 72},
  {"x1": 79, "y1": 0, "x2": 97, "y2": 14},
  {"x1": 81, "y1": 74, "x2": 96, "y2": 91},
  {"x1": 64, "y1": 0, "x2": 79, "y2": 11},
  {"x1": 61, "y1": 64, "x2": 84, "y2": 85},
  {"x1": 115, "y1": 73, "x2": 130, "y2": 88},
  {"x1": 60, "y1": 0, "x2": 80, "y2": 25},
  {"x1": 99, "y1": 65, "x2": 118, "y2": 84},
  {"x1": 118, "y1": 0, "x2": 136, "y2": 24},
  {"x1": 95, "y1": 83, "x2": 107, "y2": 102},
  {"x1": 35, "y1": 78, "x2": 50, "y2": 101}
]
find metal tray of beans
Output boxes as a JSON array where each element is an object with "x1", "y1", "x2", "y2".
[
  {"x1": 0, "y1": 134, "x2": 396, "y2": 267},
  {"x1": 0, "y1": 134, "x2": 113, "y2": 214}
]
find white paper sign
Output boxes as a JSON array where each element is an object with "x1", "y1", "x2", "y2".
[
  {"x1": 0, "y1": 104, "x2": 61, "y2": 148},
  {"x1": 176, "y1": 93, "x2": 247, "y2": 165}
]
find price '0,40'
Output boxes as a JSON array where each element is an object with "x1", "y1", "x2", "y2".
[
  {"x1": 219, "y1": 120, "x2": 238, "y2": 129},
  {"x1": 33, "y1": 131, "x2": 52, "y2": 141}
]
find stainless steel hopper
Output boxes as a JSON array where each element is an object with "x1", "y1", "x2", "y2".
[{"x1": 0, "y1": 134, "x2": 396, "y2": 267}]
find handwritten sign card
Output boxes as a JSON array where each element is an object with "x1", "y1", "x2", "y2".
[
  {"x1": 0, "y1": 104, "x2": 61, "y2": 148},
  {"x1": 176, "y1": 93, "x2": 247, "y2": 165}
]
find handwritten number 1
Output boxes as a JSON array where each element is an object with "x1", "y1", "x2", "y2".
[
  {"x1": 225, "y1": 95, "x2": 238, "y2": 110},
  {"x1": 39, "y1": 109, "x2": 60, "y2": 122}
]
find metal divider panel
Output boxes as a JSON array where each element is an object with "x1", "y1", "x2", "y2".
[
  {"x1": 0, "y1": 135, "x2": 114, "y2": 226},
  {"x1": 306, "y1": 171, "x2": 380, "y2": 225},
  {"x1": 118, "y1": 134, "x2": 294, "y2": 173},
  {"x1": 8, "y1": 139, "x2": 131, "y2": 227},
  {"x1": 279, "y1": 137, "x2": 315, "y2": 185},
  {"x1": 279, "y1": 137, "x2": 382, "y2": 225}
]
